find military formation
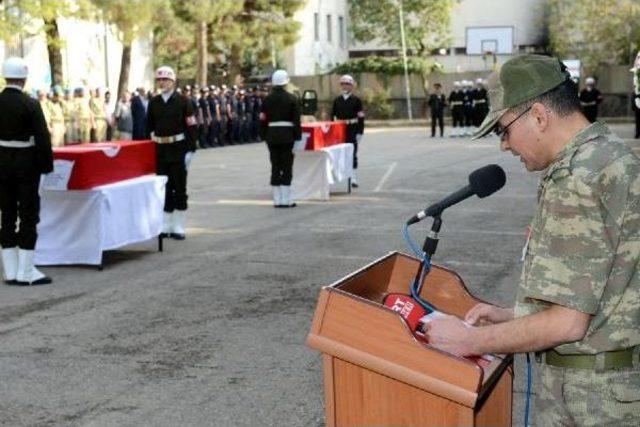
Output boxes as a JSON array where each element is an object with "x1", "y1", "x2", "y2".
[
  {"x1": 182, "y1": 83, "x2": 265, "y2": 148},
  {"x1": 443, "y1": 78, "x2": 490, "y2": 137}
]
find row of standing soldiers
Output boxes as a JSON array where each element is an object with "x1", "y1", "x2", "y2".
[
  {"x1": 428, "y1": 79, "x2": 489, "y2": 137},
  {"x1": 37, "y1": 87, "x2": 110, "y2": 147},
  {"x1": 184, "y1": 85, "x2": 265, "y2": 148}
]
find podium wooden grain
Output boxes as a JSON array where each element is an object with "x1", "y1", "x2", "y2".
[{"x1": 307, "y1": 252, "x2": 513, "y2": 426}]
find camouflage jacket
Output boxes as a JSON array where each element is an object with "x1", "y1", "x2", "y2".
[{"x1": 514, "y1": 122, "x2": 640, "y2": 354}]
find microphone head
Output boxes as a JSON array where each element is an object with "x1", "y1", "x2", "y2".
[{"x1": 468, "y1": 164, "x2": 506, "y2": 198}]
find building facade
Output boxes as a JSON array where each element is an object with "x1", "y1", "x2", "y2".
[
  {"x1": 1, "y1": 18, "x2": 153, "y2": 94},
  {"x1": 282, "y1": 0, "x2": 350, "y2": 76}
]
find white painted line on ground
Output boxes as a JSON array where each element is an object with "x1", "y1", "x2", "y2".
[{"x1": 374, "y1": 162, "x2": 397, "y2": 192}]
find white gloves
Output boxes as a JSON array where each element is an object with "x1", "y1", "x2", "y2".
[
  {"x1": 184, "y1": 151, "x2": 194, "y2": 169},
  {"x1": 356, "y1": 134, "x2": 363, "y2": 143},
  {"x1": 635, "y1": 98, "x2": 640, "y2": 110}
]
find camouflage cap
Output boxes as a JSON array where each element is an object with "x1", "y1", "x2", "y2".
[{"x1": 473, "y1": 54, "x2": 570, "y2": 139}]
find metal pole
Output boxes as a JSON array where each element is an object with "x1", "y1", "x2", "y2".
[
  {"x1": 103, "y1": 21, "x2": 109, "y2": 89},
  {"x1": 398, "y1": 0, "x2": 413, "y2": 121}
]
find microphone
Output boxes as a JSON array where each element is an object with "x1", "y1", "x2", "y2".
[{"x1": 407, "y1": 164, "x2": 506, "y2": 225}]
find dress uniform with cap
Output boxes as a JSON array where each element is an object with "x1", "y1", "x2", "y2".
[
  {"x1": 0, "y1": 57, "x2": 53, "y2": 285},
  {"x1": 259, "y1": 69, "x2": 301, "y2": 208},
  {"x1": 448, "y1": 81, "x2": 464, "y2": 137},
  {"x1": 461, "y1": 80, "x2": 474, "y2": 135},
  {"x1": 427, "y1": 83, "x2": 446, "y2": 137},
  {"x1": 579, "y1": 77, "x2": 603, "y2": 123},
  {"x1": 471, "y1": 78, "x2": 489, "y2": 129},
  {"x1": 146, "y1": 65, "x2": 198, "y2": 240},
  {"x1": 331, "y1": 74, "x2": 365, "y2": 187}
]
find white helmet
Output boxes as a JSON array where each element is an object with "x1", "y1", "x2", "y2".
[
  {"x1": 272, "y1": 69, "x2": 290, "y2": 86},
  {"x1": 453, "y1": 81, "x2": 461, "y2": 88},
  {"x1": 585, "y1": 77, "x2": 595, "y2": 85},
  {"x1": 475, "y1": 78, "x2": 484, "y2": 85},
  {"x1": 2, "y1": 57, "x2": 29, "y2": 79},
  {"x1": 340, "y1": 74, "x2": 355, "y2": 86},
  {"x1": 155, "y1": 66, "x2": 176, "y2": 81}
]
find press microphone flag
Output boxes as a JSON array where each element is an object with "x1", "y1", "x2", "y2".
[{"x1": 407, "y1": 164, "x2": 506, "y2": 225}]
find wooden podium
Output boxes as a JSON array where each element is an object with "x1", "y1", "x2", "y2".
[{"x1": 306, "y1": 252, "x2": 513, "y2": 426}]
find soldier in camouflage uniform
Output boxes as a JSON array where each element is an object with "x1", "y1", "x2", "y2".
[
  {"x1": 423, "y1": 54, "x2": 640, "y2": 426},
  {"x1": 73, "y1": 88, "x2": 94, "y2": 143}
]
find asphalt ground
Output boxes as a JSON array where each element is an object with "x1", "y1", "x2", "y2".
[{"x1": 0, "y1": 124, "x2": 637, "y2": 426}]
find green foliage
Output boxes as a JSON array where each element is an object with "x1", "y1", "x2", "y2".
[
  {"x1": 547, "y1": 0, "x2": 640, "y2": 74},
  {"x1": 91, "y1": 0, "x2": 162, "y2": 45},
  {"x1": 154, "y1": 0, "x2": 304, "y2": 79},
  {"x1": 331, "y1": 56, "x2": 443, "y2": 76},
  {"x1": 361, "y1": 88, "x2": 394, "y2": 119},
  {"x1": 348, "y1": 0, "x2": 452, "y2": 57}
]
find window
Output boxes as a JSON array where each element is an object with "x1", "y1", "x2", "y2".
[
  {"x1": 314, "y1": 13, "x2": 319, "y2": 41},
  {"x1": 338, "y1": 16, "x2": 345, "y2": 47},
  {"x1": 326, "y1": 14, "x2": 332, "y2": 42}
]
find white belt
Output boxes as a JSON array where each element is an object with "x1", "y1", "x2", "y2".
[
  {"x1": 473, "y1": 99, "x2": 487, "y2": 104},
  {"x1": 151, "y1": 132, "x2": 185, "y2": 144},
  {"x1": 268, "y1": 121, "x2": 294, "y2": 127},
  {"x1": 344, "y1": 118, "x2": 359, "y2": 124},
  {"x1": 0, "y1": 139, "x2": 35, "y2": 148}
]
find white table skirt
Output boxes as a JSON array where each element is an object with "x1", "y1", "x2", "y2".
[
  {"x1": 35, "y1": 175, "x2": 167, "y2": 266},
  {"x1": 292, "y1": 143, "x2": 354, "y2": 201}
]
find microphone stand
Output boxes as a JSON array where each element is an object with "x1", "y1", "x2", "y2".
[{"x1": 413, "y1": 215, "x2": 442, "y2": 299}]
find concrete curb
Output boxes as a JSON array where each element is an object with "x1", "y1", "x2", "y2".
[{"x1": 367, "y1": 117, "x2": 635, "y2": 128}]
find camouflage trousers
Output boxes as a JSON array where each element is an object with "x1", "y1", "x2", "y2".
[{"x1": 535, "y1": 361, "x2": 640, "y2": 426}]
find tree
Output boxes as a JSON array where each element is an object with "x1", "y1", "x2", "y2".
[
  {"x1": 547, "y1": 0, "x2": 640, "y2": 75},
  {"x1": 348, "y1": 0, "x2": 452, "y2": 90},
  {"x1": 348, "y1": 0, "x2": 452, "y2": 58},
  {"x1": 92, "y1": 0, "x2": 161, "y2": 97},
  {"x1": 0, "y1": 0, "x2": 91, "y2": 86}
]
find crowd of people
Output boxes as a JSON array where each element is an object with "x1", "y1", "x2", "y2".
[
  {"x1": 32, "y1": 83, "x2": 267, "y2": 149},
  {"x1": 427, "y1": 76, "x2": 606, "y2": 138}
]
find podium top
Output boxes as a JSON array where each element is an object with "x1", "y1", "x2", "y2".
[{"x1": 307, "y1": 251, "x2": 512, "y2": 408}]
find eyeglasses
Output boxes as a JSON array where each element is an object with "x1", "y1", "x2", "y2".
[{"x1": 494, "y1": 106, "x2": 531, "y2": 141}]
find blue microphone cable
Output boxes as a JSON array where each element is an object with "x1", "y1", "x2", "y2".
[{"x1": 402, "y1": 224, "x2": 436, "y2": 313}]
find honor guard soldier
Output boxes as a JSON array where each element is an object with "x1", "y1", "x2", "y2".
[
  {"x1": 461, "y1": 80, "x2": 474, "y2": 136},
  {"x1": 448, "y1": 81, "x2": 464, "y2": 137},
  {"x1": 428, "y1": 83, "x2": 446, "y2": 138},
  {"x1": 471, "y1": 78, "x2": 489, "y2": 130},
  {"x1": 259, "y1": 69, "x2": 301, "y2": 208},
  {"x1": 331, "y1": 74, "x2": 365, "y2": 187},
  {"x1": 147, "y1": 66, "x2": 198, "y2": 240},
  {"x1": 0, "y1": 57, "x2": 54, "y2": 285},
  {"x1": 209, "y1": 86, "x2": 222, "y2": 147},
  {"x1": 579, "y1": 77, "x2": 603, "y2": 123}
]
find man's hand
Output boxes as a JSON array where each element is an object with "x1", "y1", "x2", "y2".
[
  {"x1": 423, "y1": 314, "x2": 476, "y2": 357},
  {"x1": 465, "y1": 303, "x2": 514, "y2": 326}
]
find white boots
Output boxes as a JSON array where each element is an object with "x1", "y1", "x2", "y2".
[
  {"x1": 172, "y1": 210, "x2": 186, "y2": 240},
  {"x1": 273, "y1": 186, "x2": 295, "y2": 208},
  {"x1": 1, "y1": 247, "x2": 18, "y2": 284},
  {"x1": 160, "y1": 211, "x2": 186, "y2": 240},
  {"x1": 16, "y1": 249, "x2": 51, "y2": 285}
]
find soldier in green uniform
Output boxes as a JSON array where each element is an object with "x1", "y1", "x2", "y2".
[
  {"x1": 73, "y1": 87, "x2": 94, "y2": 143},
  {"x1": 89, "y1": 88, "x2": 107, "y2": 142},
  {"x1": 424, "y1": 54, "x2": 640, "y2": 426},
  {"x1": 61, "y1": 89, "x2": 74, "y2": 144},
  {"x1": 49, "y1": 86, "x2": 66, "y2": 147}
]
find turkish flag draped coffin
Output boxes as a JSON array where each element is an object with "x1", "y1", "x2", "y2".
[
  {"x1": 301, "y1": 121, "x2": 346, "y2": 150},
  {"x1": 51, "y1": 140, "x2": 156, "y2": 190}
]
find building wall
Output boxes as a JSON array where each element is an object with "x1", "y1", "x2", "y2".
[
  {"x1": 350, "y1": 0, "x2": 547, "y2": 72},
  {"x1": 284, "y1": 0, "x2": 350, "y2": 76},
  {"x1": 1, "y1": 18, "x2": 153, "y2": 95}
]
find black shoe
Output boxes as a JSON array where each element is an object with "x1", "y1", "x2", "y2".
[
  {"x1": 352, "y1": 182, "x2": 359, "y2": 188},
  {"x1": 159, "y1": 232, "x2": 170, "y2": 239},
  {"x1": 4, "y1": 279, "x2": 17, "y2": 285},
  {"x1": 170, "y1": 233, "x2": 185, "y2": 240},
  {"x1": 13, "y1": 276, "x2": 52, "y2": 286},
  {"x1": 282, "y1": 203, "x2": 297, "y2": 208}
]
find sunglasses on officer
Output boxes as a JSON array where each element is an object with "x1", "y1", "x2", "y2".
[{"x1": 493, "y1": 106, "x2": 532, "y2": 141}]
